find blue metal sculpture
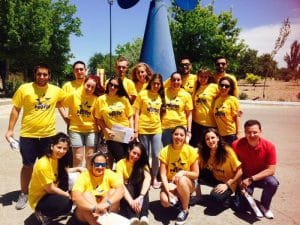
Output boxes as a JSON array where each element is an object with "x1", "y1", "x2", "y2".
[{"x1": 116, "y1": 0, "x2": 197, "y2": 80}]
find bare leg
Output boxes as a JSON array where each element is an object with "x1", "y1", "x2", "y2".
[
  {"x1": 72, "y1": 147, "x2": 84, "y2": 167},
  {"x1": 21, "y1": 165, "x2": 33, "y2": 194},
  {"x1": 85, "y1": 147, "x2": 95, "y2": 169},
  {"x1": 176, "y1": 177, "x2": 194, "y2": 211}
]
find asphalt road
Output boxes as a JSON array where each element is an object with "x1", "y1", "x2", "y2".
[{"x1": 0, "y1": 102, "x2": 300, "y2": 225}]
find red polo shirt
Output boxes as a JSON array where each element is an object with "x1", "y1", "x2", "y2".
[{"x1": 232, "y1": 137, "x2": 276, "y2": 178}]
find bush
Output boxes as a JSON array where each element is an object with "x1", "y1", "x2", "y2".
[
  {"x1": 239, "y1": 92, "x2": 248, "y2": 100},
  {"x1": 4, "y1": 78, "x2": 23, "y2": 97},
  {"x1": 245, "y1": 73, "x2": 260, "y2": 86}
]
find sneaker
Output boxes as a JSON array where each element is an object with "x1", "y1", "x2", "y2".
[
  {"x1": 35, "y1": 211, "x2": 52, "y2": 225},
  {"x1": 139, "y1": 216, "x2": 149, "y2": 225},
  {"x1": 15, "y1": 192, "x2": 28, "y2": 210},
  {"x1": 260, "y1": 205, "x2": 274, "y2": 219},
  {"x1": 175, "y1": 210, "x2": 189, "y2": 225},
  {"x1": 189, "y1": 196, "x2": 202, "y2": 206},
  {"x1": 130, "y1": 217, "x2": 140, "y2": 225}
]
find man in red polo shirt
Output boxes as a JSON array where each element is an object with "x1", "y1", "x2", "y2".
[{"x1": 232, "y1": 119, "x2": 279, "y2": 219}]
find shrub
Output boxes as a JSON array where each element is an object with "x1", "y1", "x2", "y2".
[
  {"x1": 239, "y1": 92, "x2": 248, "y2": 100},
  {"x1": 245, "y1": 73, "x2": 261, "y2": 86},
  {"x1": 4, "y1": 78, "x2": 23, "y2": 97}
]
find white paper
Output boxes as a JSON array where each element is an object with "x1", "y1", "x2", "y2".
[
  {"x1": 97, "y1": 212, "x2": 130, "y2": 225},
  {"x1": 109, "y1": 125, "x2": 133, "y2": 143}
]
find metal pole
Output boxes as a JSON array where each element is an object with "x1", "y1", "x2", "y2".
[{"x1": 108, "y1": 0, "x2": 113, "y2": 77}]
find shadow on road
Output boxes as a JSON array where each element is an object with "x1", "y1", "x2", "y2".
[
  {"x1": 0, "y1": 190, "x2": 19, "y2": 206},
  {"x1": 149, "y1": 200, "x2": 178, "y2": 225}
]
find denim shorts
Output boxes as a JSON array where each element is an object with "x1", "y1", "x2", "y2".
[
  {"x1": 68, "y1": 130, "x2": 98, "y2": 148},
  {"x1": 20, "y1": 136, "x2": 54, "y2": 166}
]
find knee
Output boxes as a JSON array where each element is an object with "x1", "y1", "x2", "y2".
[{"x1": 265, "y1": 176, "x2": 279, "y2": 189}]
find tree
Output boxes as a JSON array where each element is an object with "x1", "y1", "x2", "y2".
[
  {"x1": 284, "y1": 40, "x2": 300, "y2": 80},
  {"x1": 245, "y1": 73, "x2": 260, "y2": 87},
  {"x1": 262, "y1": 18, "x2": 290, "y2": 98},
  {"x1": 115, "y1": 38, "x2": 143, "y2": 69},
  {"x1": 0, "y1": 0, "x2": 81, "y2": 89},
  {"x1": 88, "y1": 53, "x2": 104, "y2": 74},
  {"x1": 169, "y1": 2, "x2": 246, "y2": 73},
  {"x1": 236, "y1": 48, "x2": 260, "y2": 79}
]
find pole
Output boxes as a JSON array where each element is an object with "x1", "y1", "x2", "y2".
[{"x1": 108, "y1": 0, "x2": 113, "y2": 77}]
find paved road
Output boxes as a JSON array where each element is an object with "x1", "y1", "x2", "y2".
[{"x1": 1, "y1": 103, "x2": 300, "y2": 225}]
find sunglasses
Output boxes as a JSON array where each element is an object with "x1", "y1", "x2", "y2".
[
  {"x1": 109, "y1": 83, "x2": 119, "y2": 88},
  {"x1": 93, "y1": 162, "x2": 107, "y2": 168},
  {"x1": 220, "y1": 83, "x2": 230, "y2": 89},
  {"x1": 180, "y1": 63, "x2": 190, "y2": 67},
  {"x1": 216, "y1": 62, "x2": 226, "y2": 66}
]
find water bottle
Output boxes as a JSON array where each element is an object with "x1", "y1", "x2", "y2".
[
  {"x1": 169, "y1": 195, "x2": 178, "y2": 207},
  {"x1": 8, "y1": 137, "x2": 20, "y2": 151}
]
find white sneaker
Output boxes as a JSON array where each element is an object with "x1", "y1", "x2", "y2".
[
  {"x1": 130, "y1": 217, "x2": 140, "y2": 225},
  {"x1": 140, "y1": 216, "x2": 149, "y2": 225},
  {"x1": 15, "y1": 193, "x2": 28, "y2": 210},
  {"x1": 260, "y1": 205, "x2": 274, "y2": 219}
]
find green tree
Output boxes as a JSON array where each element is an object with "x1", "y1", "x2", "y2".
[
  {"x1": 284, "y1": 40, "x2": 300, "y2": 80},
  {"x1": 115, "y1": 38, "x2": 143, "y2": 69},
  {"x1": 0, "y1": 0, "x2": 81, "y2": 88},
  {"x1": 169, "y1": 2, "x2": 246, "y2": 73},
  {"x1": 245, "y1": 73, "x2": 260, "y2": 87},
  {"x1": 236, "y1": 48, "x2": 260, "y2": 79},
  {"x1": 88, "y1": 53, "x2": 105, "y2": 74}
]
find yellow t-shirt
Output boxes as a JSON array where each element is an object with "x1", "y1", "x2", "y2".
[
  {"x1": 162, "y1": 88, "x2": 193, "y2": 129},
  {"x1": 72, "y1": 169, "x2": 122, "y2": 197},
  {"x1": 133, "y1": 90, "x2": 162, "y2": 134},
  {"x1": 164, "y1": 74, "x2": 197, "y2": 95},
  {"x1": 199, "y1": 146, "x2": 241, "y2": 191},
  {"x1": 135, "y1": 82, "x2": 148, "y2": 94},
  {"x1": 62, "y1": 80, "x2": 83, "y2": 93},
  {"x1": 62, "y1": 89, "x2": 98, "y2": 132},
  {"x1": 192, "y1": 83, "x2": 218, "y2": 127},
  {"x1": 159, "y1": 144, "x2": 198, "y2": 181},
  {"x1": 213, "y1": 95, "x2": 240, "y2": 136},
  {"x1": 12, "y1": 83, "x2": 65, "y2": 138},
  {"x1": 29, "y1": 156, "x2": 58, "y2": 209},
  {"x1": 214, "y1": 73, "x2": 239, "y2": 97},
  {"x1": 94, "y1": 94, "x2": 133, "y2": 139}
]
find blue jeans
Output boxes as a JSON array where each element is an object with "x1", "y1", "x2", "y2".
[
  {"x1": 139, "y1": 133, "x2": 162, "y2": 178},
  {"x1": 162, "y1": 128, "x2": 173, "y2": 147},
  {"x1": 235, "y1": 176, "x2": 279, "y2": 210}
]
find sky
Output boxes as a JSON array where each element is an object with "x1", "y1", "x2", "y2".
[{"x1": 69, "y1": 0, "x2": 300, "y2": 68}]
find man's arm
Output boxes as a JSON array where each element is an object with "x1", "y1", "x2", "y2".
[{"x1": 5, "y1": 106, "x2": 21, "y2": 141}]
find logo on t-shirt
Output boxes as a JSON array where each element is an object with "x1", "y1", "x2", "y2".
[{"x1": 35, "y1": 95, "x2": 51, "y2": 111}]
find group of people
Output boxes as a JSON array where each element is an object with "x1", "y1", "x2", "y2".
[{"x1": 4, "y1": 56, "x2": 279, "y2": 225}]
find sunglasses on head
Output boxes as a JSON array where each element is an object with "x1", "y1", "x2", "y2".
[
  {"x1": 93, "y1": 162, "x2": 107, "y2": 168},
  {"x1": 220, "y1": 83, "x2": 230, "y2": 89}
]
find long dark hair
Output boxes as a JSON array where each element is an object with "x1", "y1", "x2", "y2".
[
  {"x1": 198, "y1": 128, "x2": 227, "y2": 165},
  {"x1": 146, "y1": 73, "x2": 166, "y2": 117},
  {"x1": 46, "y1": 132, "x2": 71, "y2": 191},
  {"x1": 127, "y1": 141, "x2": 150, "y2": 185},
  {"x1": 105, "y1": 76, "x2": 130, "y2": 101}
]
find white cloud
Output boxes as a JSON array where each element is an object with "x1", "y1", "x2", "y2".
[{"x1": 240, "y1": 18, "x2": 300, "y2": 68}]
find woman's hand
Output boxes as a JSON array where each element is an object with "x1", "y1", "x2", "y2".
[
  {"x1": 130, "y1": 196, "x2": 143, "y2": 213},
  {"x1": 214, "y1": 183, "x2": 229, "y2": 194},
  {"x1": 172, "y1": 170, "x2": 186, "y2": 184},
  {"x1": 105, "y1": 128, "x2": 115, "y2": 139}
]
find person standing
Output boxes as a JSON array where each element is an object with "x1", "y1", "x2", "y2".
[
  {"x1": 213, "y1": 77, "x2": 241, "y2": 145},
  {"x1": 62, "y1": 61, "x2": 87, "y2": 93},
  {"x1": 189, "y1": 68, "x2": 218, "y2": 147},
  {"x1": 130, "y1": 62, "x2": 153, "y2": 94},
  {"x1": 213, "y1": 56, "x2": 239, "y2": 97},
  {"x1": 232, "y1": 120, "x2": 279, "y2": 219},
  {"x1": 113, "y1": 56, "x2": 137, "y2": 104},
  {"x1": 164, "y1": 56, "x2": 197, "y2": 95},
  {"x1": 5, "y1": 64, "x2": 66, "y2": 210}
]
